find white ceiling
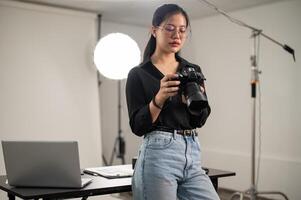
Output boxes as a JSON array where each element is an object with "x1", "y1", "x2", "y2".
[{"x1": 18, "y1": 0, "x2": 286, "y2": 26}]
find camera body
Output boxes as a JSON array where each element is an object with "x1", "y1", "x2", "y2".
[{"x1": 176, "y1": 66, "x2": 209, "y2": 116}]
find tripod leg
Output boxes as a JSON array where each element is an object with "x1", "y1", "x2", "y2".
[
  {"x1": 121, "y1": 156, "x2": 125, "y2": 165},
  {"x1": 117, "y1": 136, "x2": 126, "y2": 164},
  {"x1": 109, "y1": 138, "x2": 118, "y2": 165},
  {"x1": 102, "y1": 154, "x2": 108, "y2": 166}
]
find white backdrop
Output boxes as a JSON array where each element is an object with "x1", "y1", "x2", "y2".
[
  {"x1": 182, "y1": 1, "x2": 301, "y2": 199},
  {"x1": 0, "y1": 1, "x2": 102, "y2": 198}
]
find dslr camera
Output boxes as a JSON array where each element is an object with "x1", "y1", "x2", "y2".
[{"x1": 176, "y1": 66, "x2": 209, "y2": 116}]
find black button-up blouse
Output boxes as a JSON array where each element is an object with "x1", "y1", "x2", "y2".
[{"x1": 125, "y1": 55, "x2": 211, "y2": 137}]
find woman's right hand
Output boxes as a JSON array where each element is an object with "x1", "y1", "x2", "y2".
[{"x1": 154, "y1": 74, "x2": 180, "y2": 107}]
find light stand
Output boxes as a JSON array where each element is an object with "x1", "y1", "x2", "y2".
[
  {"x1": 109, "y1": 80, "x2": 126, "y2": 165},
  {"x1": 95, "y1": 15, "x2": 140, "y2": 166},
  {"x1": 96, "y1": 15, "x2": 126, "y2": 166},
  {"x1": 96, "y1": 14, "x2": 108, "y2": 166},
  {"x1": 196, "y1": 1, "x2": 295, "y2": 200},
  {"x1": 228, "y1": 30, "x2": 290, "y2": 200}
]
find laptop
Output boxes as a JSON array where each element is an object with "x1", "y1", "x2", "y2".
[{"x1": 1, "y1": 141, "x2": 92, "y2": 188}]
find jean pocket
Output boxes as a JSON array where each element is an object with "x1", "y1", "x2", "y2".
[{"x1": 146, "y1": 132, "x2": 174, "y2": 150}]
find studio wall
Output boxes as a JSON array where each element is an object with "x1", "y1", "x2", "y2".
[
  {"x1": 182, "y1": 1, "x2": 301, "y2": 199},
  {"x1": 0, "y1": 1, "x2": 102, "y2": 198}
]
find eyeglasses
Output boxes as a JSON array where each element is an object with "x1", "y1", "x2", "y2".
[{"x1": 157, "y1": 24, "x2": 188, "y2": 37}]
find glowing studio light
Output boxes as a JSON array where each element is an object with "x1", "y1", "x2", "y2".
[{"x1": 94, "y1": 33, "x2": 141, "y2": 80}]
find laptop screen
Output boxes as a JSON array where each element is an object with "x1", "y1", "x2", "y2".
[{"x1": 1, "y1": 141, "x2": 85, "y2": 188}]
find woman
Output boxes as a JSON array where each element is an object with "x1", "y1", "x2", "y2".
[{"x1": 126, "y1": 4, "x2": 220, "y2": 200}]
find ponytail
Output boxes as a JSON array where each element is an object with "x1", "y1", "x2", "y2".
[{"x1": 143, "y1": 35, "x2": 156, "y2": 62}]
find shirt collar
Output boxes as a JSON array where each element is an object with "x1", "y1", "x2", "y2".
[{"x1": 140, "y1": 54, "x2": 190, "y2": 69}]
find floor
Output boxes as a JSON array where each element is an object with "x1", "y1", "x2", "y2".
[{"x1": 92, "y1": 188, "x2": 276, "y2": 200}]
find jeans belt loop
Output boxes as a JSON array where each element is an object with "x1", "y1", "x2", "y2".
[
  {"x1": 173, "y1": 130, "x2": 176, "y2": 140},
  {"x1": 192, "y1": 130, "x2": 196, "y2": 141}
]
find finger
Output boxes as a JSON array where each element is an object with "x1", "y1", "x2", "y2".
[
  {"x1": 182, "y1": 95, "x2": 187, "y2": 103},
  {"x1": 162, "y1": 74, "x2": 178, "y2": 81},
  {"x1": 200, "y1": 86, "x2": 205, "y2": 93},
  {"x1": 169, "y1": 91, "x2": 178, "y2": 97},
  {"x1": 168, "y1": 80, "x2": 181, "y2": 86},
  {"x1": 163, "y1": 80, "x2": 180, "y2": 87},
  {"x1": 167, "y1": 74, "x2": 179, "y2": 80},
  {"x1": 164, "y1": 86, "x2": 179, "y2": 93},
  {"x1": 161, "y1": 75, "x2": 171, "y2": 82}
]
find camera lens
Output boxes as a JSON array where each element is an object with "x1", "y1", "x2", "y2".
[{"x1": 184, "y1": 82, "x2": 209, "y2": 116}]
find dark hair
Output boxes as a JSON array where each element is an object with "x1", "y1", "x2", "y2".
[{"x1": 143, "y1": 4, "x2": 190, "y2": 62}]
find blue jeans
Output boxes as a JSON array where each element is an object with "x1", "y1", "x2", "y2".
[{"x1": 132, "y1": 130, "x2": 220, "y2": 200}]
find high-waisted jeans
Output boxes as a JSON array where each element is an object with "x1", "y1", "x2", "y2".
[{"x1": 132, "y1": 130, "x2": 220, "y2": 200}]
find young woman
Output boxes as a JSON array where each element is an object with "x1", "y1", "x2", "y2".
[{"x1": 126, "y1": 4, "x2": 220, "y2": 200}]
